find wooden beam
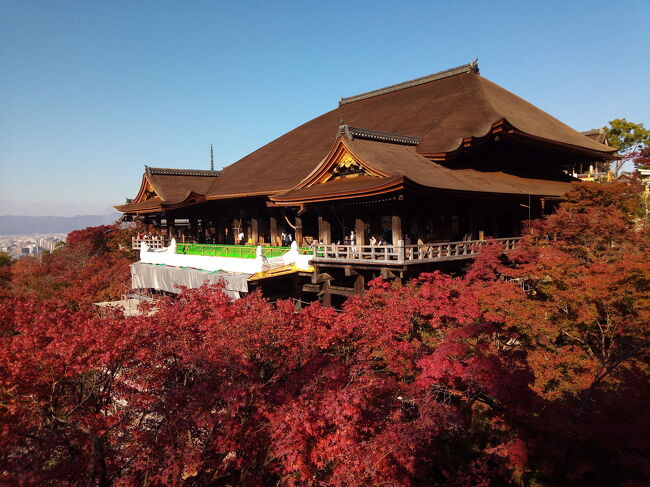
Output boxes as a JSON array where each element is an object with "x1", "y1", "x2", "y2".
[
  {"x1": 344, "y1": 265, "x2": 358, "y2": 277},
  {"x1": 311, "y1": 272, "x2": 333, "y2": 284},
  {"x1": 380, "y1": 268, "x2": 398, "y2": 279},
  {"x1": 302, "y1": 283, "x2": 320, "y2": 293},
  {"x1": 328, "y1": 285, "x2": 355, "y2": 297}
]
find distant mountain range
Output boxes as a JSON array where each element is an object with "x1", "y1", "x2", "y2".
[{"x1": 0, "y1": 213, "x2": 121, "y2": 235}]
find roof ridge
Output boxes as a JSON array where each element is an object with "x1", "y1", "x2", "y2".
[
  {"x1": 339, "y1": 125, "x2": 422, "y2": 145},
  {"x1": 339, "y1": 60, "x2": 479, "y2": 106},
  {"x1": 145, "y1": 166, "x2": 222, "y2": 177}
]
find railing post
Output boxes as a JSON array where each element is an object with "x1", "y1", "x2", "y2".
[{"x1": 397, "y1": 240, "x2": 405, "y2": 264}]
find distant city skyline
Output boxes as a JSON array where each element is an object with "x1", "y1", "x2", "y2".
[{"x1": 1, "y1": 0, "x2": 649, "y2": 216}]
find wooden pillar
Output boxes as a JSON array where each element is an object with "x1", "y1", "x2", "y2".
[
  {"x1": 354, "y1": 274, "x2": 365, "y2": 294},
  {"x1": 295, "y1": 216, "x2": 303, "y2": 247},
  {"x1": 216, "y1": 217, "x2": 224, "y2": 244},
  {"x1": 167, "y1": 215, "x2": 176, "y2": 239},
  {"x1": 270, "y1": 216, "x2": 278, "y2": 246},
  {"x1": 189, "y1": 216, "x2": 198, "y2": 242},
  {"x1": 391, "y1": 215, "x2": 402, "y2": 245},
  {"x1": 321, "y1": 279, "x2": 332, "y2": 307},
  {"x1": 251, "y1": 218, "x2": 259, "y2": 245},
  {"x1": 355, "y1": 218, "x2": 366, "y2": 245},
  {"x1": 318, "y1": 216, "x2": 331, "y2": 244}
]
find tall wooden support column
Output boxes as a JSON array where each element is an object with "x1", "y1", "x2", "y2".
[
  {"x1": 167, "y1": 216, "x2": 176, "y2": 239},
  {"x1": 216, "y1": 218, "x2": 224, "y2": 244},
  {"x1": 295, "y1": 216, "x2": 303, "y2": 247},
  {"x1": 355, "y1": 218, "x2": 366, "y2": 245},
  {"x1": 321, "y1": 279, "x2": 332, "y2": 307},
  {"x1": 269, "y1": 216, "x2": 278, "y2": 246},
  {"x1": 318, "y1": 216, "x2": 331, "y2": 244},
  {"x1": 189, "y1": 217, "x2": 199, "y2": 242},
  {"x1": 354, "y1": 274, "x2": 365, "y2": 294},
  {"x1": 155, "y1": 214, "x2": 162, "y2": 232},
  {"x1": 251, "y1": 218, "x2": 259, "y2": 245},
  {"x1": 391, "y1": 215, "x2": 402, "y2": 245}
]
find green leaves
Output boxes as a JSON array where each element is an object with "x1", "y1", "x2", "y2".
[{"x1": 607, "y1": 118, "x2": 650, "y2": 153}]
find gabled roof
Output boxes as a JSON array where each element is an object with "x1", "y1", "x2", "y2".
[
  {"x1": 581, "y1": 128, "x2": 609, "y2": 145},
  {"x1": 114, "y1": 167, "x2": 219, "y2": 213},
  {"x1": 204, "y1": 62, "x2": 615, "y2": 200},
  {"x1": 270, "y1": 135, "x2": 573, "y2": 205}
]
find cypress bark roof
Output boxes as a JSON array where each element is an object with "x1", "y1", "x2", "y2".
[
  {"x1": 270, "y1": 137, "x2": 573, "y2": 205},
  {"x1": 204, "y1": 63, "x2": 614, "y2": 199},
  {"x1": 116, "y1": 62, "x2": 615, "y2": 213}
]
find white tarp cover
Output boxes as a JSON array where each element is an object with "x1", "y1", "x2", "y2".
[{"x1": 131, "y1": 262, "x2": 250, "y2": 299}]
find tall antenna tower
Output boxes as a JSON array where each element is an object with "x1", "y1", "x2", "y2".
[{"x1": 210, "y1": 144, "x2": 214, "y2": 171}]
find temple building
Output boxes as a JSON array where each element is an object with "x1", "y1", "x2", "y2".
[{"x1": 116, "y1": 61, "x2": 616, "y2": 305}]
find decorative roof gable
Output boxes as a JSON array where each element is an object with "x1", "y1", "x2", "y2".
[{"x1": 300, "y1": 137, "x2": 390, "y2": 188}]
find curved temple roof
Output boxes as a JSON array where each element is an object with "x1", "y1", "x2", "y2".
[
  {"x1": 270, "y1": 135, "x2": 573, "y2": 205},
  {"x1": 116, "y1": 62, "x2": 616, "y2": 213},
  {"x1": 114, "y1": 167, "x2": 218, "y2": 214},
  {"x1": 201, "y1": 62, "x2": 614, "y2": 200}
]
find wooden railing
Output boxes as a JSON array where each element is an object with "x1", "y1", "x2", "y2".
[
  {"x1": 311, "y1": 237, "x2": 520, "y2": 265},
  {"x1": 132, "y1": 236, "x2": 168, "y2": 250}
]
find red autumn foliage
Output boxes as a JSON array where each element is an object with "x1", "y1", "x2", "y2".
[
  {"x1": 0, "y1": 183, "x2": 648, "y2": 486},
  {"x1": 8, "y1": 224, "x2": 137, "y2": 308}
]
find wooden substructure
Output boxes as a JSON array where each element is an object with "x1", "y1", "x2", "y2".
[
  {"x1": 300, "y1": 238, "x2": 518, "y2": 308},
  {"x1": 132, "y1": 190, "x2": 549, "y2": 306}
]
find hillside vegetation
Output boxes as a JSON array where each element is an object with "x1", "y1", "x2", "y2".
[{"x1": 1, "y1": 182, "x2": 648, "y2": 486}]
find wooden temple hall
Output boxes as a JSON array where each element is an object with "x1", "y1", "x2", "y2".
[{"x1": 116, "y1": 62, "x2": 616, "y2": 304}]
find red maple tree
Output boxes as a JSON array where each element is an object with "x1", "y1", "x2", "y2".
[{"x1": 1, "y1": 183, "x2": 648, "y2": 486}]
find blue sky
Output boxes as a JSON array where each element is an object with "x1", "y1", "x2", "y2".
[{"x1": 1, "y1": 0, "x2": 649, "y2": 216}]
